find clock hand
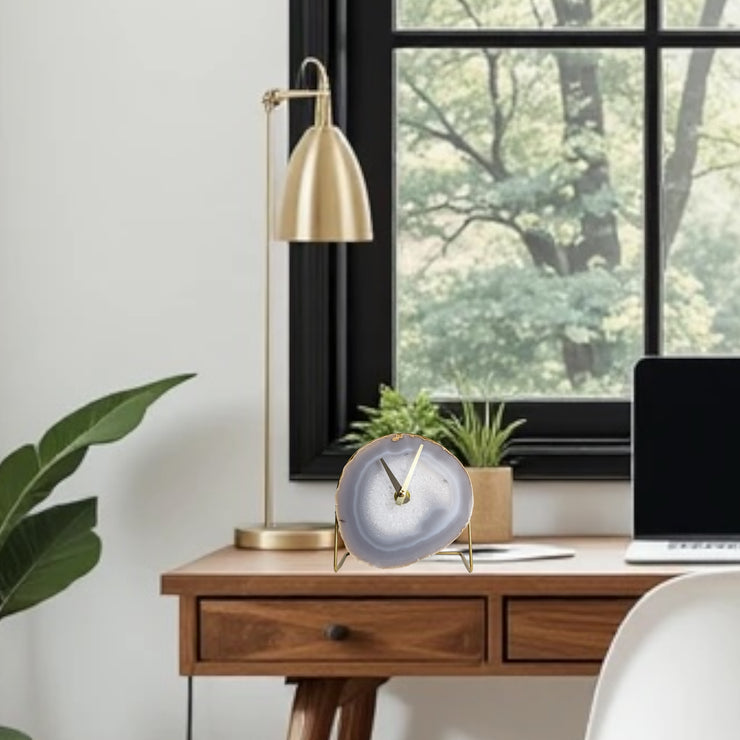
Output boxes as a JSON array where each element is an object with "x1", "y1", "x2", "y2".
[
  {"x1": 380, "y1": 457, "x2": 402, "y2": 493},
  {"x1": 396, "y1": 443, "x2": 423, "y2": 505}
]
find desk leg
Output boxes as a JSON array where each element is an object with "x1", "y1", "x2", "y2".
[
  {"x1": 285, "y1": 678, "x2": 389, "y2": 740},
  {"x1": 337, "y1": 678, "x2": 388, "y2": 740},
  {"x1": 286, "y1": 679, "x2": 344, "y2": 740}
]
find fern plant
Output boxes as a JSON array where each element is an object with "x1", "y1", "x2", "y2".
[
  {"x1": 443, "y1": 398, "x2": 525, "y2": 468},
  {"x1": 342, "y1": 384, "x2": 449, "y2": 445}
]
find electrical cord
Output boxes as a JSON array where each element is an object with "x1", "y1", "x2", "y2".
[{"x1": 186, "y1": 675, "x2": 193, "y2": 740}]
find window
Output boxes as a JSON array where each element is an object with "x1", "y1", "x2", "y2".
[{"x1": 289, "y1": 0, "x2": 740, "y2": 481}]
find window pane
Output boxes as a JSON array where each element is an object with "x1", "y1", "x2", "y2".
[
  {"x1": 396, "y1": 0, "x2": 643, "y2": 30},
  {"x1": 663, "y1": 1, "x2": 740, "y2": 29},
  {"x1": 396, "y1": 49, "x2": 643, "y2": 397},
  {"x1": 663, "y1": 49, "x2": 740, "y2": 355},
  {"x1": 395, "y1": 47, "x2": 644, "y2": 399}
]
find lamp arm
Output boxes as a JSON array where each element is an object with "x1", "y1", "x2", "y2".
[
  {"x1": 262, "y1": 56, "x2": 333, "y2": 125},
  {"x1": 263, "y1": 89, "x2": 328, "y2": 108}
]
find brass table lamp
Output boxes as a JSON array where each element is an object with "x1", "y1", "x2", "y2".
[{"x1": 234, "y1": 57, "x2": 373, "y2": 550}]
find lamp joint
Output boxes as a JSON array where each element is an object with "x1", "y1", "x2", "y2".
[{"x1": 263, "y1": 89, "x2": 283, "y2": 112}]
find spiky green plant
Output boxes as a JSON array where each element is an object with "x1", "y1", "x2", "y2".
[
  {"x1": 443, "y1": 397, "x2": 525, "y2": 468},
  {"x1": 342, "y1": 384, "x2": 448, "y2": 445}
]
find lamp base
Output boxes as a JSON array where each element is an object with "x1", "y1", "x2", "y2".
[{"x1": 234, "y1": 522, "x2": 338, "y2": 550}]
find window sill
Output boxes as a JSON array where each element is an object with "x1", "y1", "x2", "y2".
[{"x1": 290, "y1": 439, "x2": 630, "y2": 482}]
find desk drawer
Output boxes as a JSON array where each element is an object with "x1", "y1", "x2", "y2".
[
  {"x1": 199, "y1": 598, "x2": 485, "y2": 663},
  {"x1": 505, "y1": 597, "x2": 636, "y2": 661}
]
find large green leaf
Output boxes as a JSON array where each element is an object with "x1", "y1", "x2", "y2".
[
  {"x1": 0, "y1": 373, "x2": 194, "y2": 548},
  {"x1": 0, "y1": 498, "x2": 101, "y2": 620},
  {"x1": 0, "y1": 727, "x2": 32, "y2": 740}
]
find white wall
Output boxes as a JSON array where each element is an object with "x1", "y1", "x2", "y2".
[{"x1": 0, "y1": 2, "x2": 631, "y2": 738}]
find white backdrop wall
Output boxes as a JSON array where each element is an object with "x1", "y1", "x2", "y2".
[{"x1": 0, "y1": 2, "x2": 631, "y2": 738}]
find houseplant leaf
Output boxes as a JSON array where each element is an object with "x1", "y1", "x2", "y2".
[
  {"x1": 37, "y1": 373, "x2": 195, "y2": 462},
  {"x1": 0, "y1": 727, "x2": 32, "y2": 740},
  {"x1": 0, "y1": 498, "x2": 100, "y2": 620},
  {"x1": 342, "y1": 384, "x2": 449, "y2": 445},
  {"x1": 0, "y1": 373, "x2": 194, "y2": 548},
  {"x1": 443, "y1": 399, "x2": 525, "y2": 467}
]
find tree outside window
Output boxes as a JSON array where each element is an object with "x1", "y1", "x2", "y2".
[
  {"x1": 288, "y1": 0, "x2": 740, "y2": 480},
  {"x1": 395, "y1": 0, "x2": 738, "y2": 401}
]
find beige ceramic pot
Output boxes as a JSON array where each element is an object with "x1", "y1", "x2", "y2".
[{"x1": 455, "y1": 466, "x2": 513, "y2": 544}]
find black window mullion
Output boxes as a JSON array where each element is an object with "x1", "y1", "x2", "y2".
[
  {"x1": 289, "y1": 0, "x2": 740, "y2": 483},
  {"x1": 393, "y1": 29, "x2": 645, "y2": 47},
  {"x1": 644, "y1": 0, "x2": 662, "y2": 354},
  {"x1": 345, "y1": 0, "x2": 394, "y2": 423},
  {"x1": 289, "y1": 0, "x2": 349, "y2": 477}
]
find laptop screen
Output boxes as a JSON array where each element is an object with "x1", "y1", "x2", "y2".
[{"x1": 633, "y1": 356, "x2": 740, "y2": 538}]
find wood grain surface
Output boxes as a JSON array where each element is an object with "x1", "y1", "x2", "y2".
[
  {"x1": 200, "y1": 598, "x2": 485, "y2": 663},
  {"x1": 162, "y1": 537, "x2": 694, "y2": 677}
]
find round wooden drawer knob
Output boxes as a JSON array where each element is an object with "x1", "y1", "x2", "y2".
[{"x1": 323, "y1": 623, "x2": 350, "y2": 641}]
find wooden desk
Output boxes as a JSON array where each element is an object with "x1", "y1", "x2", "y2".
[{"x1": 160, "y1": 537, "x2": 690, "y2": 740}]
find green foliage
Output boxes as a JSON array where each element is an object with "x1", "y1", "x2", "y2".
[
  {"x1": 0, "y1": 728, "x2": 31, "y2": 740},
  {"x1": 342, "y1": 384, "x2": 448, "y2": 445},
  {"x1": 395, "y1": 0, "x2": 740, "y2": 399},
  {"x1": 442, "y1": 396, "x2": 526, "y2": 467},
  {"x1": 0, "y1": 373, "x2": 194, "y2": 739},
  {"x1": 398, "y1": 261, "x2": 643, "y2": 398},
  {"x1": 0, "y1": 498, "x2": 100, "y2": 619},
  {"x1": 667, "y1": 199, "x2": 740, "y2": 354},
  {"x1": 396, "y1": 39, "x2": 643, "y2": 396},
  {"x1": 397, "y1": 0, "x2": 644, "y2": 36}
]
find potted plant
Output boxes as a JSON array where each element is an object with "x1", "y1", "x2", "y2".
[
  {"x1": 342, "y1": 384, "x2": 449, "y2": 446},
  {"x1": 442, "y1": 396, "x2": 525, "y2": 544},
  {"x1": 0, "y1": 373, "x2": 194, "y2": 740}
]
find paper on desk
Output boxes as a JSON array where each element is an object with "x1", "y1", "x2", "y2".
[{"x1": 426, "y1": 542, "x2": 575, "y2": 562}]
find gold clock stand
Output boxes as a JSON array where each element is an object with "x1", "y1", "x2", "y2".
[{"x1": 333, "y1": 515, "x2": 475, "y2": 573}]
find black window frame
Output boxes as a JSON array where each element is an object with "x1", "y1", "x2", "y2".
[{"x1": 289, "y1": 0, "x2": 739, "y2": 482}]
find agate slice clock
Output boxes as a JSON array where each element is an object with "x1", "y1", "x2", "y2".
[{"x1": 335, "y1": 433, "x2": 473, "y2": 568}]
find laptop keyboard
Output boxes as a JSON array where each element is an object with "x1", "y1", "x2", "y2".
[
  {"x1": 668, "y1": 541, "x2": 740, "y2": 550},
  {"x1": 625, "y1": 539, "x2": 740, "y2": 563}
]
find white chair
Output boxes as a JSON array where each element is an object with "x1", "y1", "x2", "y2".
[{"x1": 584, "y1": 568, "x2": 740, "y2": 740}]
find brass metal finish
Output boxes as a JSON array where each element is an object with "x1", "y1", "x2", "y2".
[
  {"x1": 333, "y1": 517, "x2": 474, "y2": 572},
  {"x1": 260, "y1": 56, "x2": 372, "y2": 243},
  {"x1": 380, "y1": 456, "x2": 410, "y2": 505},
  {"x1": 276, "y1": 125, "x2": 373, "y2": 242},
  {"x1": 334, "y1": 515, "x2": 350, "y2": 571},
  {"x1": 237, "y1": 56, "x2": 374, "y2": 551},
  {"x1": 235, "y1": 522, "x2": 336, "y2": 550},
  {"x1": 396, "y1": 443, "x2": 423, "y2": 503},
  {"x1": 437, "y1": 522, "x2": 475, "y2": 572},
  {"x1": 393, "y1": 490, "x2": 411, "y2": 506},
  {"x1": 274, "y1": 57, "x2": 372, "y2": 242}
]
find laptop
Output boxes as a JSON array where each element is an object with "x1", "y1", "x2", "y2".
[{"x1": 625, "y1": 356, "x2": 740, "y2": 564}]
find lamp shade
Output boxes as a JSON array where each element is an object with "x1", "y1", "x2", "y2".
[{"x1": 276, "y1": 123, "x2": 373, "y2": 243}]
